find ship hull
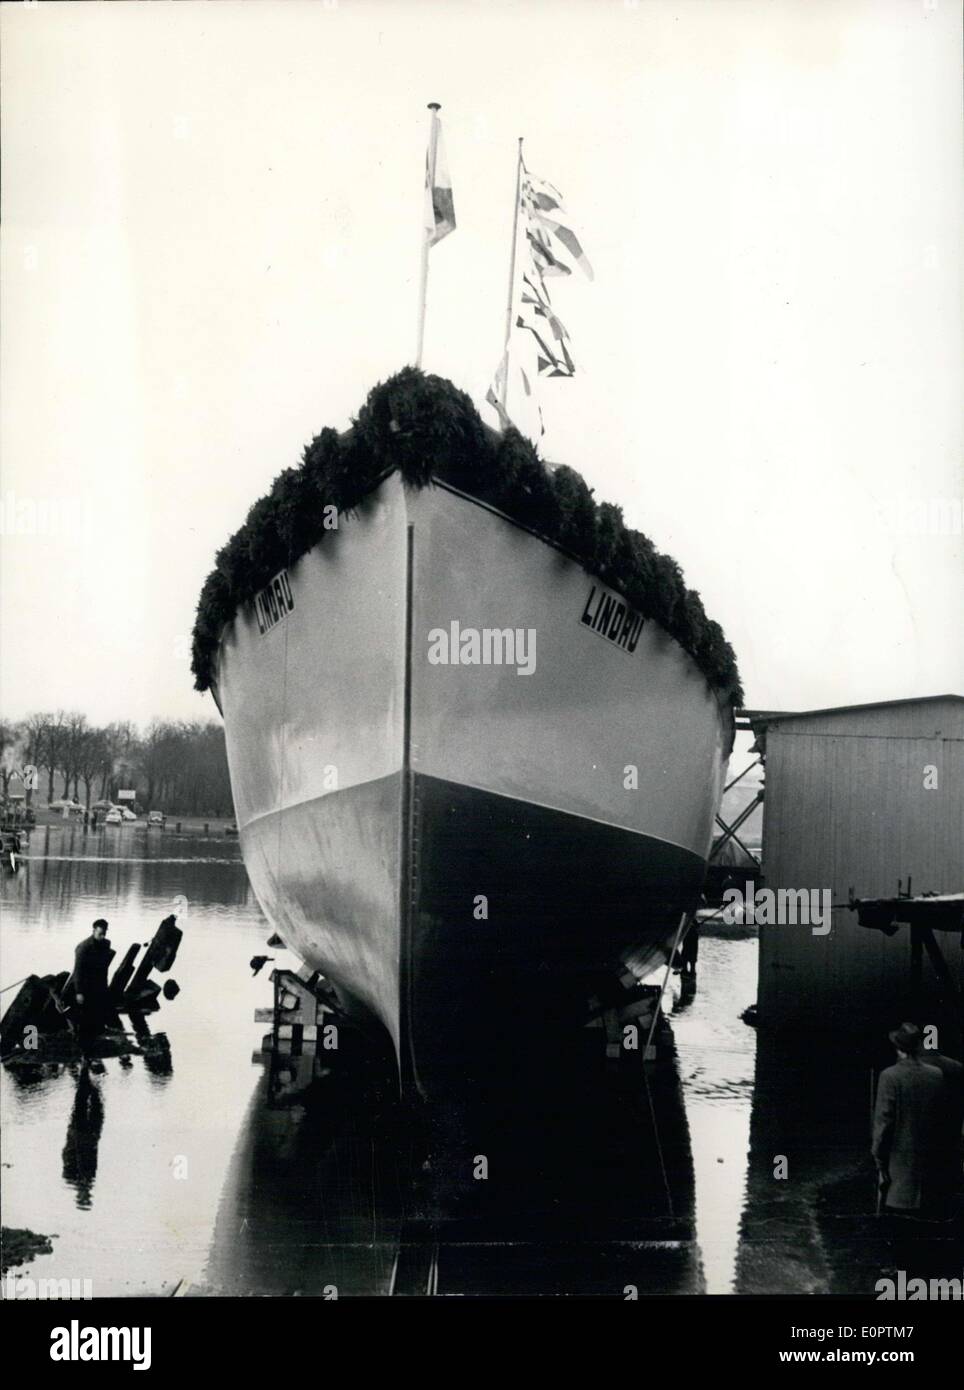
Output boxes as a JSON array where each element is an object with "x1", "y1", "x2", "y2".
[
  {"x1": 215, "y1": 472, "x2": 730, "y2": 1102},
  {"x1": 405, "y1": 771, "x2": 706, "y2": 1100}
]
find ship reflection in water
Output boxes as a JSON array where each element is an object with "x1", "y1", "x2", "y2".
[
  {"x1": 202, "y1": 1020, "x2": 701, "y2": 1298},
  {"x1": 3, "y1": 830, "x2": 775, "y2": 1298}
]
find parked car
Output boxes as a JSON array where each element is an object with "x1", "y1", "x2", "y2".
[
  {"x1": 147, "y1": 811, "x2": 166, "y2": 827},
  {"x1": 120, "y1": 807, "x2": 137, "y2": 821},
  {"x1": 48, "y1": 798, "x2": 83, "y2": 814},
  {"x1": 104, "y1": 809, "x2": 122, "y2": 825}
]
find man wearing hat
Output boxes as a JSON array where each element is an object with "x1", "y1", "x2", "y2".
[
  {"x1": 921, "y1": 1044, "x2": 964, "y2": 1212},
  {"x1": 871, "y1": 1022, "x2": 944, "y2": 1214}
]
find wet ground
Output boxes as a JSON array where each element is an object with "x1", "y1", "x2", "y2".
[
  {"x1": 2, "y1": 828, "x2": 959, "y2": 1297},
  {"x1": 200, "y1": 1014, "x2": 703, "y2": 1298}
]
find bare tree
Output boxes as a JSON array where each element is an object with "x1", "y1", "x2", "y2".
[
  {"x1": 76, "y1": 727, "x2": 109, "y2": 809},
  {"x1": 24, "y1": 711, "x2": 68, "y2": 801},
  {"x1": 59, "y1": 712, "x2": 89, "y2": 802},
  {"x1": 0, "y1": 719, "x2": 21, "y2": 798},
  {"x1": 18, "y1": 712, "x2": 52, "y2": 807},
  {"x1": 14, "y1": 711, "x2": 234, "y2": 817},
  {"x1": 139, "y1": 720, "x2": 171, "y2": 810},
  {"x1": 100, "y1": 721, "x2": 137, "y2": 799}
]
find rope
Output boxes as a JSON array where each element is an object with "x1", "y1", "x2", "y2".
[
  {"x1": 644, "y1": 912, "x2": 689, "y2": 1059},
  {"x1": 274, "y1": 553, "x2": 292, "y2": 941},
  {"x1": 0, "y1": 976, "x2": 29, "y2": 996},
  {"x1": 641, "y1": 1063, "x2": 675, "y2": 1220},
  {"x1": 634, "y1": 912, "x2": 691, "y2": 1222},
  {"x1": 694, "y1": 903, "x2": 728, "y2": 927}
]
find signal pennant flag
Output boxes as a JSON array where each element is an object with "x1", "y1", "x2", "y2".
[
  {"x1": 485, "y1": 350, "x2": 545, "y2": 439},
  {"x1": 485, "y1": 353, "x2": 512, "y2": 432},
  {"x1": 516, "y1": 271, "x2": 576, "y2": 378},
  {"x1": 521, "y1": 166, "x2": 593, "y2": 281},
  {"x1": 488, "y1": 142, "x2": 592, "y2": 439}
]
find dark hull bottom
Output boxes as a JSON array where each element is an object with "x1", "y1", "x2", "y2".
[
  {"x1": 259, "y1": 775, "x2": 708, "y2": 1104},
  {"x1": 403, "y1": 774, "x2": 706, "y2": 1103}
]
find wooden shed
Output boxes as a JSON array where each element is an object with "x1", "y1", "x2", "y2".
[{"x1": 745, "y1": 695, "x2": 963, "y2": 1041}]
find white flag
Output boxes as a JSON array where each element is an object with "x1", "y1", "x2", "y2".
[{"x1": 425, "y1": 113, "x2": 456, "y2": 247}]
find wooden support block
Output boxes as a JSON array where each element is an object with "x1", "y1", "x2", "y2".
[
  {"x1": 271, "y1": 969, "x2": 324, "y2": 1022},
  {"x1": 0, "y1": 976, "x2": 47, "y2": 1049},
  {"x1": 123, "y1": 980, "x2": 162, "y2": 1011},
  {"x1": 618, "y1": 996, "x2": 655, "y2": 1025},
  {"x1": 109, "y1": 944, "x2": 141, "y2": 1001}
]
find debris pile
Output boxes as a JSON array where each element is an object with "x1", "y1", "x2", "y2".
[{"x1": 0, "y1": 914, "x2": 183, "y2": 1062}]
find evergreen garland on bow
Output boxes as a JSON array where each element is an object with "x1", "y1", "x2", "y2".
[{"x1": 191, "y1": 367, "x2": 742, "y2": 707}]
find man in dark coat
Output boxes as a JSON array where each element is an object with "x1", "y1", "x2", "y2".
[
  {"x1": 872, "y1": 1022, "x2": 944, "y2": 1214},
  {"x1": 922, "y1": 1047, "x2": 964, "y2": 1211},
  {"x1": 71, "y1": 919, "x2": 113, "y2": 1052}
]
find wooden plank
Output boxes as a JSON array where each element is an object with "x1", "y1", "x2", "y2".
[
  {"x1": 128, "y1": 916, "x2": 182, "y2": 995},
  {"x1": 109, "y1": 944, "x2": 141, "y2": 1001}
]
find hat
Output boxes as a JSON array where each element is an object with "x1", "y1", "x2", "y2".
[{"x1": 889, "y1": 1022, "x2": 922, "y2": 1054}]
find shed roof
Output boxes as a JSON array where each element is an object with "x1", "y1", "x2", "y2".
[{"x1": 739, "y1": 694, "x2": 964, "y2": 750}]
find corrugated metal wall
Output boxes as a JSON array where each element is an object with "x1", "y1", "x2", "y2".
[{"x1": 758, "y1": 698, "x2": 964, "y2": 1035}]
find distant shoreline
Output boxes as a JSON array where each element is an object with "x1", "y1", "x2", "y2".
[{"x1": 22, "y1": 813, "x2": 238, "y2": 836}]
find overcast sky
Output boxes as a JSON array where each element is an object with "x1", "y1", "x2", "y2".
[{"x1": 2, "y1": 0, "x2": 961, "y2": 729}]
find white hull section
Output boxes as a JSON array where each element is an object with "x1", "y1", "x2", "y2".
[{"x1": 214, "y1": 473, "x2": 731, "y2": 1097}]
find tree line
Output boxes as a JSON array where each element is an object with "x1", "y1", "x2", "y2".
[{"x1": 0, "y1": 713, "x2": 234, "y2": 817}]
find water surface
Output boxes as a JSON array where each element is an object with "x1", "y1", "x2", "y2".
[
  {"x1": 1, "y1": 824, "x2": 281, "y2": 1296},
  {"x1": 2, "y1": 827, "x2": 762, "y2": 1297}
]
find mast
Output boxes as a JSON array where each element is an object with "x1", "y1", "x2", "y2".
[
  {"x1": 499, "y1": 137, "x2": 525, "y2": 409},
  {"x1": 415, "y1": 103, "x2": 442, "y2": 368}
]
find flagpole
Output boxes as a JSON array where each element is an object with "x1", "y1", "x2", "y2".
[
  {"x1": 499, "y1": 137, "x2": 524, "y2": 410},
  {"x1": 416, "y1": 103, "x2": 442, "y2": 369}
]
